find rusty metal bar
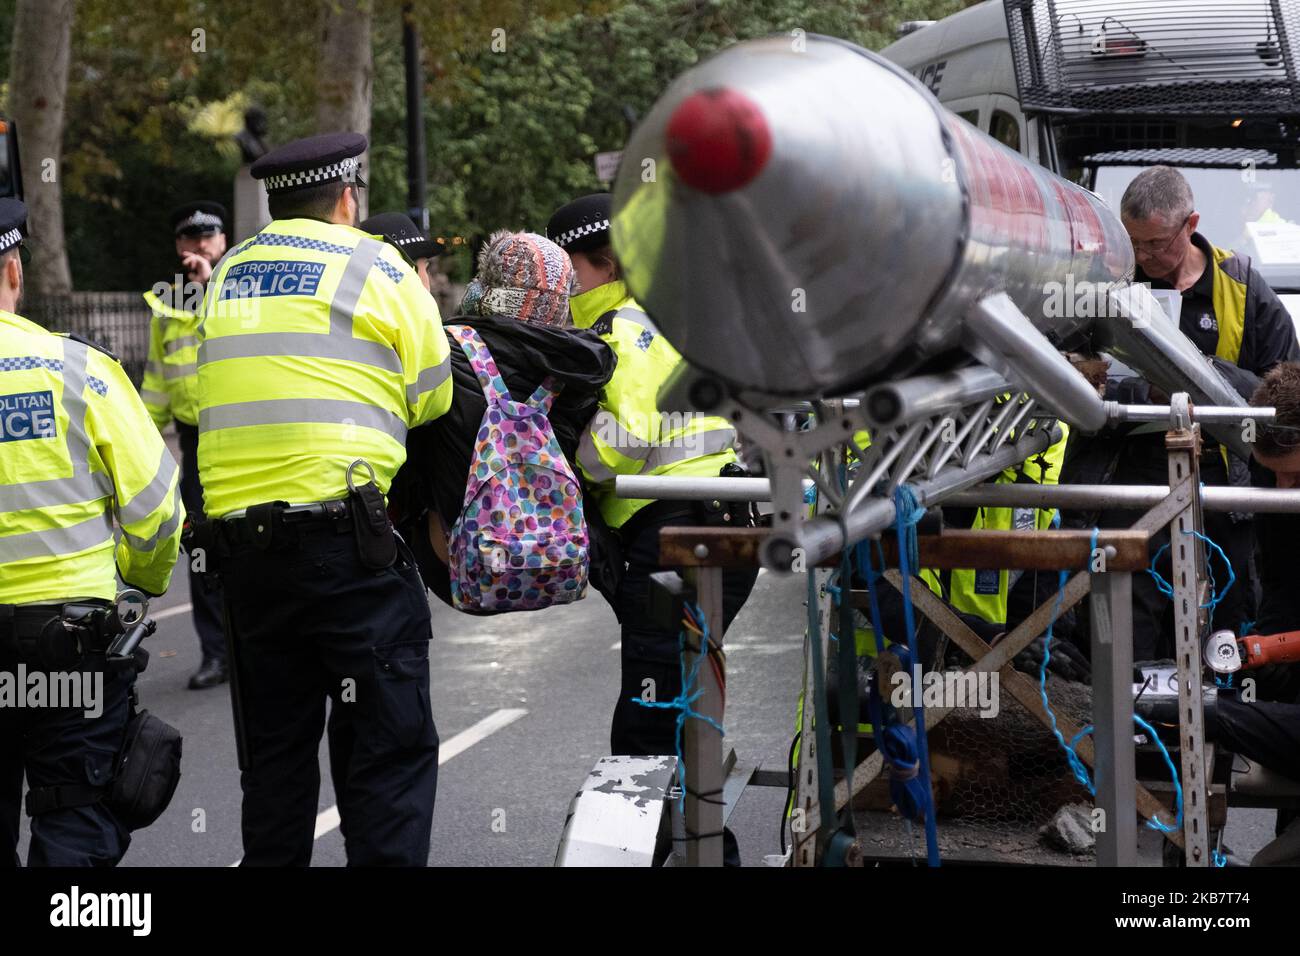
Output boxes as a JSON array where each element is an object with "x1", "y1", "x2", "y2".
[{"x1": 661, "y1": 527, "x2": 1150, "y2": 572}]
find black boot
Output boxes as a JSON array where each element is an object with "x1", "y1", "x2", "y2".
[{"x1": 188, "y1": 658, "x2": 229, "y2": 690}]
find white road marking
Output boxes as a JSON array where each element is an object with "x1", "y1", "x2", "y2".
[
  {"x1": 152, "y1": 603, "x2": 193, "y2": 621},
  {"x1": 230, "y1": 707, "x2": 528, "y2": 864},
  {"x1": 436, "y1": 707, "x2": 528, "y2": 763}
]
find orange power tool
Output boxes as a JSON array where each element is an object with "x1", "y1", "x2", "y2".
[{"x1": 1206, "y1": 629, "x2": 1300, "y2": 673}]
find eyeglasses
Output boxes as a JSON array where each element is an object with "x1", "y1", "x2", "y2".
[
  {"x1": 1258, "y1": 422, "x2": 1300, "y2": 449},
  {"x1": 1130, "y1": 215, "x2": 1190, "y2": 256}
]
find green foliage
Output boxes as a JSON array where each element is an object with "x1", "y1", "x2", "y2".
[
  {"x1": 422, "y1": 0, "x2": 978, "y2": 280},
  {"x1": 7, "y1": 0, "x2": 977, "y2": 289}
]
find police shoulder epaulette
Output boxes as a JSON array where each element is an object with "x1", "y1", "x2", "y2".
[
  {"x1": 591, "y1": 311, "x2": 616, "y2": 337},
  {"x1": 62, "y1": 331, "x2": 121, "y2": 364}
]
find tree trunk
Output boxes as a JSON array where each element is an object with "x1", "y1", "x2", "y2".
[
  {"x1": 317, "y1": 0, "x2": 373, "y2": 219},
  {"x1": 8, "y1": 0, "x2": 75, "y2": 294}
]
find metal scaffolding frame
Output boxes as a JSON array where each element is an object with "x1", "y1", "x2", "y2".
[{"x1": 614, "y1": 388, "x2": 1300, "y2": 867}]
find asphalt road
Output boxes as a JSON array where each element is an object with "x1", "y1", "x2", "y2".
[{"x1": 15, "y1": 556, "x2": 1283, "y2": 867}]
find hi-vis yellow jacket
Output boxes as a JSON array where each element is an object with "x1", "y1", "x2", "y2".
[
  {"x1": 925, "y1": 420, "x2": 1070, "y2": 628},
  {"x1": 141, "y1": 284, "x2": 203, "y2": 428},
  {"x1": 0, "y1": 310, "x2": 183, "y2": 602},
  {"x1": 570, "y1": 280, "x2": 737, "y2": 529},
  {"x1": 196, "y1": 218, "x2": 452, "y2": 517}
]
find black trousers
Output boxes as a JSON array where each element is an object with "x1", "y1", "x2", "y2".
[
  {"x1": 1215, "y1": 696, "x2": 1300, "y2": 783},
  {"x1": 0, "y1": 645, "x2": 135, "y2": 866},
  {"x1": 611, "y1": 506, "x2": 758, "y2": 865},
  {"x1": 176, "y1": 421, "x2": 225, "y2": 664},
  {"x1": 221, "y1": 526, "x2": 438, "y2": 866},
  {"x1": 1098, "y1": 442, "x2": 1255, "y2": 660}
]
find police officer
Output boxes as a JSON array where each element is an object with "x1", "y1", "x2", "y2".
[
  {"x1": 141, "y1": 200, "x2": 229, "y2": 689},
  {"x1": 359, "y1": 212, "x2": 442, "y2": 293},
  {"x1": 548, "y1": 194, "x2": 757, "y2": 862},
  {"x1": 0, "y1": 198, "x2": 184, "y2": 865},
  {"x1": 1104, "y1": 165, "x2": 1300, "y2": 656},
  {"x1": 196, "y1": 133, "x2": 453, "y2": 866}
]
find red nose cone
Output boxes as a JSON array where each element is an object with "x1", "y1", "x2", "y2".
[{"x1": 665, "y1": 87, "x2": 772, "y2": 194}]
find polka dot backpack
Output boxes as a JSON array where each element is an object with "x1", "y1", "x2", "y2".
[{"x1": 447, "y1": 325, "x2": 590, "y2": 613}]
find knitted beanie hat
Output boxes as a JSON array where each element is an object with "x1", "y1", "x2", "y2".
[{"x1": 464, "y1": 230, "x2": 576, "y2": 326}]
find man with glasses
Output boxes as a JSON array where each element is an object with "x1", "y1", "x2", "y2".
[{"x1": 1087, "y1": 166, "x2": 1300, "y2": 659}]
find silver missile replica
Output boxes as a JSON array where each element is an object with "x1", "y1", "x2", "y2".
[{"x1": 609, "y1": 34, "x2": 1254, "y2": 570}]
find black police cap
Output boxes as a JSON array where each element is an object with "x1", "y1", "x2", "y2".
[
  {"x1": 0, "y1": 197, "x2": 27, "y2": 255},
  {"x1": 360, "y1": 212, "x2": 442, "y2": 262},
  {"x1": 170, "y1": 200, "x2": 228, "y2": 237},
  {"x1": 547, "y1": 193, "x2": 611, "y2": 255},
  {"x1": 250, "y1": 131, "x2": 368, "y2": 194}
]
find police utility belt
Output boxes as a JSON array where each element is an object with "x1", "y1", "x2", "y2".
[
  {"x1": 0, "y1": 595, "x2": 182, "y2": 831},
  {"x1": 0, "y1": 594, "x2": 153, "y2": 672},
  {"x1": 194, "y1": 459, "x2": 397, "y2": 571}
]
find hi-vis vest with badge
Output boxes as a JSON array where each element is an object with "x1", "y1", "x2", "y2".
[
  {"x1": 569, "y1": 280, "x2": 737, "y2": 529},
  {"x1": 0, "y1": 310, "x2": 184, "y2": 602},
  {"x1": 196, "y1": 217, "x2": 453, "y2": 518},
  {"x1": 926, "y1": 420, "x2": 1071, "y2": 628},
  {"x1": 141, "y1": 284, "x2": 202, "y2": 428}
]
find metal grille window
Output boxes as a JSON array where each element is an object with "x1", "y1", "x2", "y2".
[{"x1": 1005, "y1": 0, "x2": 1300, "y2": 115}]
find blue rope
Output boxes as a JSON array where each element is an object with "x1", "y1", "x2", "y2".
[
  {"x1": 892, "y1": 484, "x2": 941, "y2": 867},
  {"x1": 1038, "y1": 528, "x2": 1184, "y2": 833},
  {"x1": 630, "y1": 601, "x2": 724, "y2": 811},
  {"x1": 1147, "y1": 530, "x2": 1236, "y2": 627}
]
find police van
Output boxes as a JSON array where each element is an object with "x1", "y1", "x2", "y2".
[{"x1": 883, "y1": 0, "x2": 1300, "y2": 323}]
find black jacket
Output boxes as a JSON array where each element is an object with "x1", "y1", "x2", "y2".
[{"x1": 390, "y1": 313, "x2": 617, "y2": 603}]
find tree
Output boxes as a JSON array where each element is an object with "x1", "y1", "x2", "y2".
[
  {"x1": 317, "y1": 0, "x2": 374, "y2": 217},
  {"x1": 421, "y1": 0, "x2": 979, "y2": 280},
  {"x1": 8, "y1": 0, "x2": 76, "y2": 294}
]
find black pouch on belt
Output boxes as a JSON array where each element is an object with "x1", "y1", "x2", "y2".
[
  {"x1": 108, "y1": 708, "x2": 183, "y2": 831},
  {"x1": 347, "y1": 459, "x2": 397, "y2": 570}
]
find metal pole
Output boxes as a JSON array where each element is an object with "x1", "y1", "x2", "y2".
[
  {"x1": 402, "y1": 3, "x2": 429, "y2": 231},
  {"x1": 683, "y1": 566, "x2": 725, "y2": 866},
  {"x1": 1090, "y1": 570, "x2": 1137, "y2": 866},
  {"x1": 1167, "y1": 424, "x2": 1211, "y2": 866}
]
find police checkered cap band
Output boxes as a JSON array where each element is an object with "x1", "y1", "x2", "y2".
[
  {"x1": 0, "y1": 227, "x2": 21, "y2": 252},
  {"x1": 264, "y1": 157, "x2": 360, "y2": 193},
  {"x1": 553, "y1": 219, "x2": 609, "y2": 249},
  {"x1": 176, "y1": 211, "x2": 223, "y2": 233}
]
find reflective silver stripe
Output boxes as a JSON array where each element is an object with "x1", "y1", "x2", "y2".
[
  {"x1": 405, "y1": 355, "x2": 452, "y2": 405},
  {"x1": 1, "y1": 509, "x2": 114, "y2": 561},
  {"x1": 118, "y1": 445, "x2": 178, "y2": 525},
  {"x1": 614, "y1": 306, "x2": 658, "y2": 335},
  {"x1": 141, "y1": 388, "x2": 170, "y2": 407},
  {"x1": 331, "y1": 237, "x2": 382, "y2": 335},
  {"x1": 198, "y1": 236, "x2": 402, "y2": 374},
  {"x1": 60, "y1": 340, "x2": 92, "y2": 469},
  {"x1": 163, "y1": 362, "x2": 197, "y2": 380},
  {"x1": 164, "y1": 335, "x2": 199, "y2": 355},
  {"x1": 577, "y1": 414, "x2": 619, "y2": 484},
  {"x1": 120, "y1": 483, "x2": 183, "y2": 551},
  {"x1": 145, "y1": 360, "x2": 165, "y2": 376},
  {"x1": 0, "y1": 470, "x2": 115, "y2": 514},
  {"x1": 587, "y1": 409, "x2": 652, "y2": 462},
  {"x1": 199, "y1": 398, "x2": 407, "y2": 442},
  {"x1": 199, "y1": 332, "x2": 402, "y2": 373},
  {"x1": 644, "y1": 426, "x2": 736, "y2": 472}
]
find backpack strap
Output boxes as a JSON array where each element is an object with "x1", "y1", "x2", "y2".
[
  {"x1": 449, "y1": 324, "x2": 511, "y2": 407},
  {"x1": 525, "y1": 376, "x2": 564, "y2": 416}
]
